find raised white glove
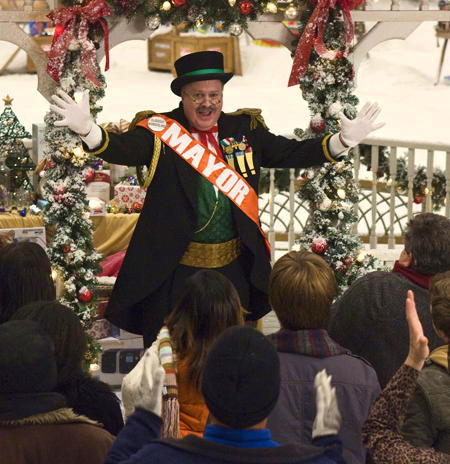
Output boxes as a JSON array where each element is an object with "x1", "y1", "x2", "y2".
[
  {"x1": 121, "y1": 343, "x2": 165, "y2": 419},
  {"x1": 50, "y1": 89, "x2": 94, "y2": 136},
  {"x1": 312, "y1": 369, "x2": 341, "y2": 439},
  {"x1": 338, "y1": 102, "x2": 385, "y2": 148}
]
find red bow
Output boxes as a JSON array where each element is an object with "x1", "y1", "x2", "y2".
[
  {"x1": 288, "y1": 0, "x2": 362, "y2": 87},
  {"x1": 47, "y1": 0, "x2": 111, "y2": 87}
]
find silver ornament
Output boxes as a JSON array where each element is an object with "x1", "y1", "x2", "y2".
[
  {"x1": 229, "y1": 22, "x2": 243, "y2": 36},
  {"x1": 187, "y1": 5, "x2": 200, "y2": 21},
  {"x1": 146, "y1": 14, "x2": 161, "y2": 30},
  {"x1": 284, "y1": 6, "x2": 299, "y2": 20}
]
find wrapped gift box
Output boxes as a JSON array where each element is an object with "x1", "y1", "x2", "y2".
[
  {"x1": 87, "y1": 318, "x2": 112, "y2": 340},
  {"x1": 113, "y1": 183, "x2": 147, "y2": 209}
]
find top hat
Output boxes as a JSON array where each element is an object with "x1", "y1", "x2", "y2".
[{"x1": 171, "y1": 51, "x2": 233, "y2": 96}]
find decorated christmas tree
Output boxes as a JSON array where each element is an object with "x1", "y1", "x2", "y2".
[
  {"x1": 0, "y1": 96, "x2": 35, "y2": 209},
  {"x1": 292, "y1": 0, "x2": 379, "y2": 293},
  {"x1": 42, "y1": 46, "x2": 106, "y2": 363}
]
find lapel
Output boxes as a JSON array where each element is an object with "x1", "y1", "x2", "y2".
[{"x1": 168, "y1": 105, "x2": 199, "y2": 211}]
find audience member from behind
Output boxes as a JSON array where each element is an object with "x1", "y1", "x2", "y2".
[
  {"x1": 401, "y1": 271, "x2": 450, "y2": 454},
  {"x1": 10, "y1": 301, "x2": 124, "y2": 435},
  {"x1": 266, "y1": 250, "x2": 380, "y2": 463},
  {"x1": 329, "y1": 212, "x2": 450, "y2": 387},
  {"x1": 122, "y1": 270, "x2": 244, "y2": 438},
  {"x1": 0, "y1": 320, "x2": 114, "y2": 464},
  {"x1": 106, "y1": 326, "x2": 345, "y2": 463},
  {"x1": 363, "y1": 290, "x2": 450, "y2": 463},
  {"x1": 0, "y1": 241, "x2": 56, "y2": 323}
]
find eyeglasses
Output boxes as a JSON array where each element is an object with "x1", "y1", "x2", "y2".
[{"x1": 182, "y1": 90, "x2": 222, "y2": 105}]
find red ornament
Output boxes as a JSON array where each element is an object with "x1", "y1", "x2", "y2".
[
  {"x1": 343, "y1": 256, "x2": 353, "y2": 269},
  {"x1": 132, "y1": 201, "x2": 143, "y2": 212},
  {"x1": 172, "y1": 0, "x2": 186, "y2": 5},
  {"x1": 414, "y1": 195, "x2": 423, "y2": 204},
  {"x1": 310, "y1": 116, "x2": 326, "y2": 133},
  {"x1": 62, "y1": 244, "x2": 71, "y2": 253},
  {"x1": 239, "y1": 0, "x2": 253, "y2": 14},
  {"x1": 78, "y1": 287, "x2": 93, "y2": 303},
  {"x1": 311, "y1": 237, "x2": 328, "y2": 254}
]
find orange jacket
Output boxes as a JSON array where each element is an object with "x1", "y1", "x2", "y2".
[{"x1": 177, "y1": 360, "x2": 209, "y2": 437}]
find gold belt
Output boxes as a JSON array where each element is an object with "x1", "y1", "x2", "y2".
[{"x1": 179, "y1": 238, "x2": 241, "y2": 269}]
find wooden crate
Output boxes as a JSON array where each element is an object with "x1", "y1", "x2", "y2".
[
  {"x1": 148, "y1": 27, "x2": 242, "y2": 76},
  {"x1": 26, "y1": 35, "x2": 52, "y2": 73}
]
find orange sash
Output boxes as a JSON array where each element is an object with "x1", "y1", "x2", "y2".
[{"x1": 137, "y1": 114, "x2": 270, "y2": 253}]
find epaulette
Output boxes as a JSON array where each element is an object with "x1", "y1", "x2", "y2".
[
  {"x1": 129, "y1": 110, "x2": 161, "y2": 189},
  {"x1": 226, "y1": 108, "x2": 268, "y2": 130},
  {"x1": 129, "y1": 110, "x2": 157, "y2": 130}
]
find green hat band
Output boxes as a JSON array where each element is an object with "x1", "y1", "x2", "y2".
[{"x1": 182, "y1": 68, "x2": 224, "y2": 77}]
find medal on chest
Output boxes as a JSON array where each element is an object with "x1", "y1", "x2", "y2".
[{"x1": 219, "y1": 135, "x2": 255, "y2": 178}]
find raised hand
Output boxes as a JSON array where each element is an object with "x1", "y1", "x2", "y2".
[
  {"x1": 339, "y1": 102, "x2": 385, "y2": 148},
  {"x1": 312, "y1": 369, "x2": 342, "y2": 439},
  {"x1": 405, "y1": 289, "x2": 429, "y2": 371},
  {"x1": 50, "y1": 89, "x2": 94, "y2": 136},
  {"x1": 121, "y1": 347, "x2": 165, "y2": 418}
]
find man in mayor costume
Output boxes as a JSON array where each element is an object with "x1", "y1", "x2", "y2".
[{"x1": 51, "y1": 51, "x2": 383, "y2": 347}]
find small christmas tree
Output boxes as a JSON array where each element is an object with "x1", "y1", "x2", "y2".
[{"x1": 0, "y1": 96, "x2": 35, "y2": 209}]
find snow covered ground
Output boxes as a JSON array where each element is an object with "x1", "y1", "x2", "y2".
[{"x1": 0, "y1": 16, "x2": 449, "y2": 146}]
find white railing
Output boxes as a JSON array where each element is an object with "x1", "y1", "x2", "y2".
[{"x1": 259, "y1": 137, "x2": 450, "y2": 252}]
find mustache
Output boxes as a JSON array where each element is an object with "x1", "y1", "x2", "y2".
[{"x1": 197, "y1": 106, "x2": 215, "y2": 111}]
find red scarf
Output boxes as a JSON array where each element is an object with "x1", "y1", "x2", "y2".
[{"x1": 392, "y1": 261, "x2": 432, "y2": 289}]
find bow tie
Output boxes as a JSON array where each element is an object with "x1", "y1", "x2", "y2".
[
  {"x1": 190, "y1": 126, "x2": 221, "y2": 158},
  {"x1": 190, "y1": 126, "x2": 218, "y2": 134}
]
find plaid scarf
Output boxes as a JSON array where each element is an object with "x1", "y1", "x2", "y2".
[
  {"x1": 267, "y1": 328, "x2": 350, "y2": 358},
  {"x1": 158, "y1": 326, "x2": 180, "y2": 438}
]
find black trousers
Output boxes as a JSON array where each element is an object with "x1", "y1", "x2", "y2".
[{"x1": 141, "y1": 254, "x2": 251, "y2": 348}]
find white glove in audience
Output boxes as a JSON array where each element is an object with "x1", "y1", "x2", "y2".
[
  {"x1": 312, "y1": 369, "x2": 341, "y2": 439},
  {"x1": 121, "y1": 345, "x2": 165, "y2": 419},
  {"x1": 339, "y1": 102, "x2": 384, "y2": 148}
]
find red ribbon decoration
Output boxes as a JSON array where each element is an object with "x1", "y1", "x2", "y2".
[
  {"x1": 47, "y1": 0, "x2": 111, "y2": 87},
  {"x1": 288, "y1": 0, "x2": 362, "y2": 87}
]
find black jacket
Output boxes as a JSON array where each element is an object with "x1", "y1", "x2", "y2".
[{"x1": 86, "y1": 105, "x2": 334, "y2": 335}]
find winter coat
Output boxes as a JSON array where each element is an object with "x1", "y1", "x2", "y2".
[
  {"x1": 105, "y1": 408, "x2": 346, "y2": 464},
  {"x1": 329, "y1": 271, "x2": 441, "y2": 388},
  {"x1": 84, "y1": 104, "x2": 336, "y2": 342},
  {"x1": 266, "y1": 330, "x2": 380, "y2": 464},
  {"x1": 401, "y1": 345, "x2": 450, "y2": 454},
  {"x1": 0, "y1": 407, "x2": 114, "y2": 464},
  {"x1": 363, "y1": 364, "x2": 449, "y2": 464},
  {"x1": 56, "y1": 374, "x2": 124, "y2": 436}
]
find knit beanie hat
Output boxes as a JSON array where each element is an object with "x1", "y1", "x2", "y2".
[
  {"x1": 201, "y1": 326, "x2": 280, "y2": 429},
  {"x1": 0, "y1": 320, "x2": 57, "y2": 393}
]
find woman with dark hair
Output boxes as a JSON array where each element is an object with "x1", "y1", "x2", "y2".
[
  {"x1": 122, "y1": 269, "x2": 244, "y2": 438},
  {"x1": 10, "y1": 301, "x2": 124, "y2": 436},
  {"x1": 0, "y1": 242, "x2": 56, "y2": 323}
]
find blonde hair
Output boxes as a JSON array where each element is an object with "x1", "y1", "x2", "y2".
[{"x1": 269, "y1": 250, "x2": 337, "y2": 330}]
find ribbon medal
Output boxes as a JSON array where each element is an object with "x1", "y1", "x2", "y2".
[{"x1": 220, "y1": 136, "x2": 255, "y2": 178}]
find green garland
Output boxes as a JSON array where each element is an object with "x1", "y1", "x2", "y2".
[
  {"x1": 64, "y1": 0, "x2": 284, "y2": 32},
  {"x1": 359, "y1": 144, "x2": 448, "y2": 210}
]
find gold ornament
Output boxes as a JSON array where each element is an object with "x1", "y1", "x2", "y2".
[
  {"x1": 161, "y1": 1, "x2": 171, "y2": 10},
  {"x1": 64, "y1": 151, "x2": 71, "y2": 159},
  {"x1": 356, "y1": 250, "x2": 366, "y2": 262},
  {"x1": 337, "y1": 188, "x2": 346, "y2": 200},
  {"x1": 266, "y1": 1, "x2": 277, "y2": 13},
  {"x1": 6, "y1": 119, "x2": 13, "y2": 125},
  {"x1": 3, "y1": 95, "x2": 13, "y2": 106},
  {"x1": 284, "y1": 6, "x2": 299, "y2": 20},
  {"x1": 228, "y1": 0, "x2": 236, "y2": 5}
]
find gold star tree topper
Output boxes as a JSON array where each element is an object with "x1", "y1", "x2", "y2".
[{"x1": 3, "y1": 95, "x2": 13, "y2": 106}]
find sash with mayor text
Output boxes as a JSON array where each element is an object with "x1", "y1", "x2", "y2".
[{"x1": 137, "y1": 114, "x2": 270, "y2": 253}]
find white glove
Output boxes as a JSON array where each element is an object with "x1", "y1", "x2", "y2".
[
  {"x1": 338, "y1": 102, "x2": 385, "y2": 148},
  {"x1": 121, "y1": 344, "x2": 165, "y2": 419},
  {"x1": 312, "y1": 369, "x2": 341, "y2": 439},
  {"x1": 50, "y1": 89, "x2": 94, "y2": 136}
]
